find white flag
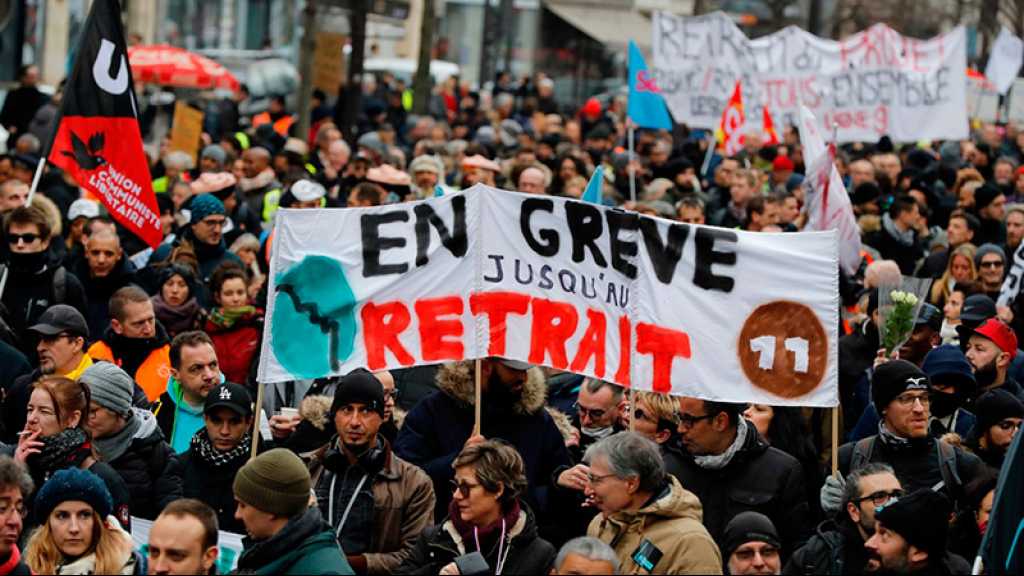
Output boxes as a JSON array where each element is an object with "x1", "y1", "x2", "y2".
[
  {"x1": 986, "y1": 27, "x2": 1024, "y2": 95},
  {"x1": 799, "y1": 106, "x2": 862, "y2": 276}
]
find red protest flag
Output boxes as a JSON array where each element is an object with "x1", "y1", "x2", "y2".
[
  {"x1": 715, "y1": 81, "x2": 745, "y2": 156},
  {"x1": 46, "y1": 0, "x2": 162, "y2": 249},
  {"x1": 763, "y1": 105, "x2": 780, "y2": 146}
]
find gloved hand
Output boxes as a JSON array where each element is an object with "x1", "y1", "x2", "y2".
[{"x1": 820, "y1": 473, "x2": 846, "y2": 516}]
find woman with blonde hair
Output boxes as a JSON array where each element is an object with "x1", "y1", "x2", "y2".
[
  {"x1": 24, "y1": 468, "x2": 140, "y2": 574},
  {"x1": 930, "y1": 243, "x2": 978, "y2": 307}
]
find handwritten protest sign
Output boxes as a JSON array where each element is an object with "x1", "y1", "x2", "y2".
[
  {"x1": 168, "y1": 101, "x2": 204, "y2": 164},
  {"x1": 651, "y1": 11, "x2": 968, "y2": 143},
  {"x1": 313, "y1": 32, "x2": 346, "y2": 94},
  {"x1": 258, "y1": 185, "x2": 839, "y2": 406}
]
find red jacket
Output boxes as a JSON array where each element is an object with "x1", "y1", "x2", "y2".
[{"x1": 204, "y1": 310, "x2": 263, "y2": 385}]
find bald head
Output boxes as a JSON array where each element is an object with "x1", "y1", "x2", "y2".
[
  {"x1": 243, "y1": 147, "x2": 271, "y2": 178},
  {"x1": 519, "y1": 167, "x2": 548, "y2": 195},
  {"x1": 85, "y1": 229, "x2": 123, "y2": 277}
]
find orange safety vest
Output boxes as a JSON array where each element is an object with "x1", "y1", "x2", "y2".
[
  {"x1": 252, "y1": 112, "x2": 295, "y2": 137},
  {"x1": 88, "y1": 340, "x2": 173, "y2": 402}
]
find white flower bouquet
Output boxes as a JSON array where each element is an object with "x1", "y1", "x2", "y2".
[{"x1": 877, "y1": 276, "x2": 932, "y2": 356}]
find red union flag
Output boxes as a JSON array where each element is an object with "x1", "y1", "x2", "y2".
[
  {"x1": 46, "y1": 0, "x2": 161, "y2": 248},
  {"x1": 715, "y1": 81, "x2": 745, "y2": 155}
]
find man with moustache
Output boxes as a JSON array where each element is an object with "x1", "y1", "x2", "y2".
[{"x1": 964, "y1": 318, "x2": 1024, "y2": 402}]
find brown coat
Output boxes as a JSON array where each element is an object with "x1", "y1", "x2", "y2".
[
  {"x1": 309, "y1": 438, "x2": 436, "y2": 575},
  {"x1": 588, "y1": 476, "x2": 723, "y2": 575}
]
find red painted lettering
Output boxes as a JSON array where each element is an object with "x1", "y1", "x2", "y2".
[
  {"x1": 361, "y1": 301, "x2": 415, "y2": 370},
  {"x1": 615, "y1": 315, "x2": 631, "y2": 387},
  {"x1": 469, "y1": 291, "x2": 531, "y2": 356},
  {"x1": 569, "y1": 309, "x2": 607, "y2": 377},
  {"x1": 415, "y1": 297, "x2": 465, "y2": 362},
  {"x1": 636, "y1": 323, "x2": 692, "y2": 394},
  {"x1": 528, "y1": 298, "x2": 579, "y2": 369}
]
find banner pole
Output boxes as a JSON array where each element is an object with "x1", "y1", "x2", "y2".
[
  {"x1": 700, "y1": 132, "x2": 716, "y2": 179},
  {"x1": 24, "y1": 157, "x2": 48, "y2": 208},
  {"x1": 0, "y1": 266, "x2": 7, "y2": 303},
  {"x1": 473, "y1": 358, "x2": 482, "y2": 436},
  {"x1": 628, "y1": 122, "x2": 636, "y2": 204},
  {"x1": 250, "y1": 381, "x2": 264, "y2": 461},
  {"x1": 831, "y1": 406, "x2": 839, "y2": 477},
  {"x1": 628, "y1": 388, "x2": 635, "y2": 432}
]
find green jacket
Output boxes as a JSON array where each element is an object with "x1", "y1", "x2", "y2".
[{"x1": 237, "y1": 508, "x2": 354, "y2": 575}]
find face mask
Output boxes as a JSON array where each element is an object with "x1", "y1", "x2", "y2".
[
  {"x1": 929, "y1": 390, "x2": 962, "y2": 418},
  {"x1": 581, "y1": 425, "x2": 615, "y2": 441}
]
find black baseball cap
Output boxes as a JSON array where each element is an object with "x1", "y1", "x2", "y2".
[
  {"x1": 959, "y1": 294, "x2": 997, "y2": 325},
  {"x1": 915, "y1": 303, "x2": 942, "y2": 332},
  {"x1": 28, "y1": 305, "x2": 89, "y2": 339},
  {"x1": 204, "y1": 382, "x2": 253, "y2": 417}
]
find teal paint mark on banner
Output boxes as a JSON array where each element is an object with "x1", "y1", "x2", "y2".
[{"x1": 272, "y1": 255, "x2": 358, "y2": 378}]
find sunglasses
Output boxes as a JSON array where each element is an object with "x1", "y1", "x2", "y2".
[
  {"x1": 7, "y1": 233, "x2": 39, "y2": 245},
  {"x1": 450, "y1": 479, "x2": 481, "y2": 498},
  {"x1": 980, "y1": 261, "x2": 1004, "y2": 269}
]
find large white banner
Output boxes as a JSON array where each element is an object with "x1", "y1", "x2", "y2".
[
  {"x1": 652, "y1": 11, "x2": 968, "y2": 143},
  {"x1": 259, "y1": 185, "x2": 839, "y2": 406}
]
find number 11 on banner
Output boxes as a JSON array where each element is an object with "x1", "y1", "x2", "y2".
[{"x1": 749, "y1": 336, "x2": 810, "y2": 373}]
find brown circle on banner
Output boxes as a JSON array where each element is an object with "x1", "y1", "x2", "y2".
[{"x1": 738, "y1": 301, "x2": 827, "y2": 398}]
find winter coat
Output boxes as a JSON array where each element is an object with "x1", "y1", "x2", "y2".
[
  {"x1": 0, "y1": 545, "x2": 31, "y2": 576},
  {"x1": 837, "y1": 434, "x2": 986, "y2": 510},
  {"x1": 179, "y1": 437, "x2": 253, "y2": 534},
  {"x1": 310, "y1": 436, "x2": 436, "y2": 575},
  {"x1": 0, "y1": 342, "x2": 30, "y2": 440},
  {"x1": 235, "y1": 507, "x2": 354, "y2": 575},
  {"x1": 863, "y1": 226, "x2": 922, "y2": 275},
  {"x1": 673, "y1": 421, "x2": 812, "y2": 554},
  {"x1": 783, "y1": 519, "x2": 870, "y2": 575},
  {"x1": 838, "y1": 320, "x2": 880, "y2": 432},
  {"x1": 588, "y1": 476, "x2": 722, "y2": 575},
  {"x1": 1, "y1": 259, "x2": 88, "y2": 357},
  {"x1": 73, "y1": 256, "x2": 137, "y2": 338},
  {"x1": 395, "y1": 504, "x2": 555, "y2": 575},
  {"x1": 153, "y1": 376, "x2": 208, "y2": 453},
  {"x1": 394, "y1": 362, "x2": 572, "y2": 524},
  {"x1": 149, "y1": 230, "x2": 241, "y2": 306},
  {"x1": 102, "y1": 410, "x2": 182, "y2": 520},
  {"x1": 204, "y1": 310, "x2": 263, "y2": 386},
  {"x1": 88, "y1": 325, "x2": 172, "y2": 404}
]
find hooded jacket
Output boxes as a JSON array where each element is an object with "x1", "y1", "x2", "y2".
[
  {"x1": 675, "y1": 420, "x2": 812, "y2": 554},
  {"x1": 394, "y1": 362, "x2": 572, "y2": 524},
  {"x1": 153, "y1": 377, "x2": 208, "y2": 453},
  {"x1": 783, "y1": 518, "x2": 870, "y2": 575},
  {"x1": 309, "y1": 435, "x2": 436, "y2": 575},
  {"x1": 395, "y1": 503, "x2": 555, "y2": 575},
  {"x1": 1, "y1": 253, "x2": 88, "y2": 357},
  {"x1": 100, "y1": 408, "x2": 182, "y2": 520},
  {"x1": 588, "y1": 475, "x2": 722, "y2": 575},
  {"x1": 236, "y1": 507, "x2": 353, "y2": 575}
]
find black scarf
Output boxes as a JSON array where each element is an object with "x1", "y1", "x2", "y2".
[
  {"x1": 191, "y1": 428, "x2": 251, "y2": 468},
  {"x1": 105, "y1": 324, "x2": 169, "y2": 377},
  {"x1": 26, "y1": 428, "x2": 92, "y2": 486}
]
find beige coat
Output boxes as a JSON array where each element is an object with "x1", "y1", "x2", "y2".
[{"x1": 588, "y1": 476, "x2": 723, "y2": 575}]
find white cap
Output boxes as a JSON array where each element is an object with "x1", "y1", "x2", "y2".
[
  {"x1": 291, "y1": 179, "x2": 326, "y2": 202},
  {"x1": 68, "y1": 199, "x2": 101, "y2": 221}
]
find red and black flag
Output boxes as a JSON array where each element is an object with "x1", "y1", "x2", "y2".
[{"x1": 46, "y1": 0, "x2": 161, "y2": 248}]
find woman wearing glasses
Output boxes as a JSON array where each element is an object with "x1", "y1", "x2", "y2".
[
  {"x1": 397, "y1": 440, "x2": 555, "y2": 575},
  {"x1": 13, "y1": 377, "x2": 131, "y2": 530}
]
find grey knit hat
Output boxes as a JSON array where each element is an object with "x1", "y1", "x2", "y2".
[
  {"x1": 975, "y1": 243, "x2": 1007, "y2": 267},
  {"x1": 233, "y1": 448, "x2": 311, "y2": 517},
  {"x1": 80, "y1": 361, "x2": 134, "y2": 417}
]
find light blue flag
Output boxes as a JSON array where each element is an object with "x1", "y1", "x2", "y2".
[
  {"x1": 627, "y1": 40, "x2": 673, "y2": 130},
  {"x1": 582, "y1": 165, "x2": 603, "y2": 204}
]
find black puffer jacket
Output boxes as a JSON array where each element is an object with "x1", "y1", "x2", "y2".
[
  {"x1": 104, "y1": 410, "x2": 182, "y2": 520},
  {"x1": 179, "y1": 443, "x2": 250, "y2": 534},
  {"x1": 783, "y1": 518, "x2": 870, "y2": 575},
  {"x1": 395, "y1": 504, "x2": 555, "y2": 575},
  {"x1": 674, "y1": 420, "x2": 812, "y2": 555}
]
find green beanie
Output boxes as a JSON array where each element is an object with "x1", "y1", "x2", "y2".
[{"x1": 233, "y1": 448, "x2": 311, "y2": 517}]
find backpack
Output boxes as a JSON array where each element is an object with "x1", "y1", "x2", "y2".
[{"x1": 850, "y1": 436, "x2": 962, "y2": 502}]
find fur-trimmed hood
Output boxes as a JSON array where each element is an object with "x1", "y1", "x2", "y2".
[
  {"x1": 436, "y1": 362, "x2": 548, "y2": 416},
  {"x1": 299, "y1": 393, "x2": 407, "y2": 431}
]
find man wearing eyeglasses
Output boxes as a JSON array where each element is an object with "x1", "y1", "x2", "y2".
[
  {"x1": 1, "y1": 205, "x2": 88, "y2": 357},
  {"x1": 1, "y1": 305, "x2": 93, "y2": 444},
  {"x1": 830, "y1": 361, "x2": 985, "y2": 516},
  {"x1": 786, "y1": 463, "x2": 902, "y2": 575},
  {"x1": 148, "y1": 194, "x2": 241, "y2": 306},
  {"x1": 721, "y1": 511, "x2": 782, "y2": 575},
  {"x1": 0, "y1": 456, "x2": 32, "y2": 576},
  {"x1": 966, "y1": 389, "x2": 1023, "y2": 470}
]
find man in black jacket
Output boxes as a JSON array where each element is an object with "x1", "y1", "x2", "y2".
[
  {"x1": 863, "y1": 196, "x2": 924, "y2": 274},
  {"x1": 72, "y1": 229, "x2": 136, "y2": 337},
  {"x1": 831, "y1": 361, "x2": 986, "y2": 512},
  {"x1": 1, "y1": 205, "x2": 88, "y2": 357},
  {"x1": 81, "y1": 361, "x2": 181, "y2": 520},
  {"x1": 865, "y1": 489, "x2": 972, "y2": 574},
  {"x1": 179, "y1": 382, "x2": 256, "y2": 534},
  {"x1": 674, "y1": 398, "x2": 811, "y2": 555},
  {"x1": 785, "y1": 463, "x2": 902, "y2": 575}
]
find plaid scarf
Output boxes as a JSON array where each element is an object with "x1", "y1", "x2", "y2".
[
  {"x1": 206, "y1": 306, "x2": 258, "y2": 330},
  {"x1": 191, "y1": 428, "x2": 251, "y2": 468}
]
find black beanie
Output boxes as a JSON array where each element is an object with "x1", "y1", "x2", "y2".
[
  {"x1": 872, "y1": 360, "x2": 930, "y2": 414},
  {"x1": 722, "y1": 511, "x2": 780, "y2": 560},
  {"x1": 875, "y1": 489, "x2": 952, "y2": 555},
  {"x1": 973, "y1": 388, "x2": 1024, "y2": 432},
  {"x1": 331, "y1": 369, "x2": 385, "y2": 417}
]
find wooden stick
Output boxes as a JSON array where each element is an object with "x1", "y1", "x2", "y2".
[
  {"x1": 628, "y1": 387, "x2": 636, "y2": 432},
  {"x1": 831, "y1": 406, "x2": 839, "y2": 477},
  {"x1": 473, "y1": 358, "x2": 482, "y2": 436},
  {"x1": 251, "y1": 382, "x2": 265, "y2": 460}
]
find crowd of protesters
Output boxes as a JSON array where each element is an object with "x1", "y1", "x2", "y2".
[{"x1": 0, "y1": 62, "x2": 1021, "y2": 574}]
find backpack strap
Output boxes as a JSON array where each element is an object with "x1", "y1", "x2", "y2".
[
  {"x1": 850, "y1": 436, "x2": 875, "y2": 473},
  {"x1": 933, "y1": 439, "x2": 962, "y2": 500},
  {"x1": 52, "y1": 267, "x2": 67, "y2": 304}
]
